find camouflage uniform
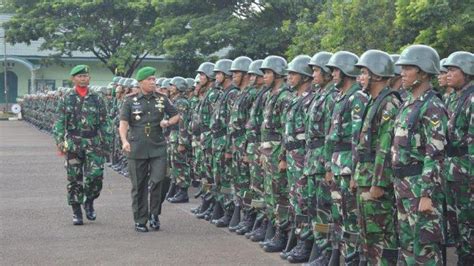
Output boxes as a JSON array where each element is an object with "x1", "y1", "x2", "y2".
[
  {"x1": 354, "y1": 87, "x2": 401, "y2": 265},
  {"x1": 53, "y1": 87, "x2": 113, "y2": 205},
  {"x1": 170, "y1": 93, "x2": 190, "y2": 189},
  {"x1": 391, "y1": 88, "x2": 447, "y2": 265},
  {"x1": 327, "y1": 82, "x2": 368, "y2": 257},
  {"x1": 304, "y1": 82, "x2": 338, "y2": 254}
]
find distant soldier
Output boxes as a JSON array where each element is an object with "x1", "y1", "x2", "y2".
[
  {"x1": 443, "y1": 51, "x2": 474, "y2": 265},
  {"x1": 53, "y1": 65, "x2": 113, "y2": 225},
  {"x1": 392, "y1": 45, "x2": 447, "y2": 265}
]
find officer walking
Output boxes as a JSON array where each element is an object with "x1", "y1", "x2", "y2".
[
  {"x1": 119, "y1": 66, "x2": 179, "y2": 232},
  {"x1": 53, "y1": 65, "x2": 113, "y2": 225}
]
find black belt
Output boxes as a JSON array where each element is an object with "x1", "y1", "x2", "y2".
[
  {"x1": 263, "y1": 132, "x2": 281, "y2": 142},
  {"x1": 446, "y1": 144, "x2": 468, "y2": 157},
  {"x1": 334, "y1": 142, "x2": 351, "y2": 152},
  {"x1": 247, "y1": 134, "x2": 261, "y2": 143},
  {"x1": 308, "y1": 138, "x2": 324, "y2": 149},
  {"x1": 285, "y1": 140, "x2": 305, "y2": 151},
  {"x1": 393, "y1": 163, "x2": 423, "y2": 178},
  {"x1": 68, "y1": 130, "x2": 98, "y2": 138},
  {"x1": 201, "y1": 126, "x2": 210, "y2": 133},
  {"x1": 359, "y1": 152, "x2": 375, "y2": 163}
]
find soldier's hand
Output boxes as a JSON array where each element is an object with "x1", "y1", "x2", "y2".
[
  {"x1": 350, "y1": 179, "x2": 357, "y2": 191},
  {"x1": 225, "y1": 153, "x2": 232, "y2": 160},
  {"x1": 418, "y1": 197, "x2": 434, "y2": 213},
  {"x1": 325, "y1": 172, "x2": 334, "y2": 183},
  {"x1": 178, "y1": 144, "x2": 186, "y2": 153},
  {"x1": 122, "y1": 141, "x2": 131, "y2": 153},
  {"x1": 278, "y1": 160, "x2": 287, "y2": 172},
  {"x1": 160, "y1": 119, "x2": 170, "y2": 128},
  {"x1": 243, "y1": 155, "x2": 249, "y2": 163},
  {"x1": 369, "y1": 186, "x2": 384, "y2": 199}
]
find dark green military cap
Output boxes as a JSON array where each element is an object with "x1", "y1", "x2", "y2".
[
  {"x1": 70, "y1": 65, "x2": 90, "y2": 76},
  {"x1": 136, "y1": 66, "x2": 156, "y2": 81}
]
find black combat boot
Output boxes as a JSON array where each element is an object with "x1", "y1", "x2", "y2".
[
  {"x1": 169, "y1": 187, "x2": 189, "y2": 203},
  {"x1": 72, "y1": 204, "x2": 83, "y2": 225},
  {"x1": 280, "y1": 227, "x2": 297, "y2": 260},
  {"x1": 344, "y1": 251, "x2": 360, "y2": 266},
  {"x1": 328, "y1": 247, "x2": 340, "y2": 266},
  {"x1": 287, "y1": 239, "x2": 313, "y2": 263},
  {"x1": 83, "y1": 198, "x2": 96, "y2": 221},
  {"x1": 250, "y1": 218, "x2": 268, "y2": 242},
  {"x1": 259, "y1": 220, "x2": 275, "y2": 247},
  {"x1": 236, "y1": 210, "x2": 257, "y2": 235},
  {"x1": 210, "y1": 200, "x2": 224, "y2": 223},
  {"x1": 263, "y1": 227, "x2": 288, "y2": 253},
  {"x1": 215, "y1": 207, "x2": 232, "y2": 227},
  {"x1": 246, "y1": 215, "x2": 264, "y2": 239},
  {"x1": 196, "y1": 200, "x2": 214, "y2": 219},
  {"x1": 227, "y1": 204, "x2": 241, "y2": 231}
]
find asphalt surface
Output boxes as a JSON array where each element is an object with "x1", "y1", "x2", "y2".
[{"x1": 0, "y1": 121, "x2": 289, "y2": 265}]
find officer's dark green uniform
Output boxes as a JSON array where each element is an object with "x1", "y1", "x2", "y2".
[{"x1": 120, "y1": 67, "x2": 178, "y2": 231}]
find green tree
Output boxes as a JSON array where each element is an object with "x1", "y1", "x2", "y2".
[{"x1": 4, "y1": 0, "x2": 163, "y2": 77}]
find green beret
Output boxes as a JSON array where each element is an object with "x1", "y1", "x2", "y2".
[
  {"x1": 136, "y1": 66, "x2": 156, "y2": 81},
  {"x1": 70, "y1": 65, "x2": 90, "y2": 76}
]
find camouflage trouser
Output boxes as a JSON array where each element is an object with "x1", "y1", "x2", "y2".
[
  {"x1": 191, "y1": 137, "x2": 203, "y2": 181},
  {"x1": 442, "y1": 164, "x2": 459, "y2": 246},
  {"x1": 448, "y1": 179, "x2": 474, "y2": 259},
  {"x1": 288, "y1": 148, "x2": 311, "y2": 235},
  {"x1": 201, "y1": 132, "x2": 213, "y2": 183},
  {"x1": 311, "y1": 175, "x2": 333, "y2": 252},
  {"x1": 331, "y1": 174, "x2": 359, "y2": 257},
  {"x1": 394, "y1": 177, "x2": 443, "y2": 266},
  {"x1": 357, "y1": 186, "x2": 398, "y2": 266},
  {"x1": 212, "y1": 136, "x2": 232, "y2": 209},
  {"x1": 170, "y1": 142, "x2": 190, "y2": 189},
  {"x1": 65, "y1": 148, "x2": 105, "y2": 205},
  {"x1": 232, "y1": 135, "x2": 250, "y2": 198},
  {"x1": 260, "y1": 141, "x2": 288, "y2": 224},
  {"x1": 247, "y1": 142, "x2": 264, "y2": 197}
]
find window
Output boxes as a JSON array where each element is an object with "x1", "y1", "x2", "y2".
[{"x1": 29, "y1": 79, "x2": 56, "y2": 92}]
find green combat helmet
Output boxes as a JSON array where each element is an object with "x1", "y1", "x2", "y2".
[
  {"x1": 197, "y1": 62, "x2": 216, "y2": 79},
  {"x1": 309, "y1": 52, "x2": 333, "y2": 73},
  {"x1": 287, "y1": 55, "x2": 313, "y2": 77},
  {"x1": 112, "y1": 76, "x2": 122, "y2": 85},
  {"x1": 260, "y1": 55, "x2": 288, "y2": 76},
  {"x1": 326, "y1": 51, "x2": 360, "y2": 77},
  {"x1": 118, "y1": 77, "x2": 127, "y2": 86},
  {"x1": 130, "y1": 79, "x2": 139, "y2": 88},
  {"x1": 443, "y1": 51, "x2": 474, "y2": 76},
  {"x1": 439, "y1": 58, "x2": 447, "y2": 73},
  {"x1": 170, "y1": 76, "x2": 188, "y2": 93},
  {"x1": 390, "y1": 54, "x2": 401, "y2": 75},
  {"x1": 213, "y1": 59, "x2": 233, "y2": 76},
  {"x1": 248, "y1": 59, "x2": 264, "y2": 76},
  {"x1": 395, "y1": 44, "x2": 440, "y2": 75},
  {"x1": 162, "y1": 78, "x2": 172, "y2": 89},
  {"x1": 356, "y1": 49, "x2": 394, "y2": 78},
  {"x1": 186, "y1": 78, "x2": 195, "y2": 90},
  {"x1": 230, "y1": 56, "x2": 252, "y2": 72},
  {"x1": 156, "y1": 77, "x2": 166, "y2": 87}
]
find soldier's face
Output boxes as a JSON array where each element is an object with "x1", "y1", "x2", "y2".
[
  {"x1": 199, "y1": 73, "x2": 208, "y2": 85},
  {"x1": 400, "y1": 65, "x2": 419, "y2": 88},
  {"x1": 71, "y1": 74, "x2": 90, "y2": 87},
  {"x1": 215, "y1": 72, "x2": 225, "y2": 84},
  {"x1": 331, "y1": 68, "x2": 342, "y2": 85},
  {"x1": 359, "y1": 68, "x2": 371, "y2": 89},
  {"x1": 446, "y1": 67, "x2": 467, "y2": 89},
  {"x1": 312, "y1": 66, "x2": 325, "y2": 85},
  {"x1": 232, "y1": 71, "x2": 243, "y2": 86},
  {"x1": 170, "y1": 85, "x2": 178, "y2": 95},
  {"x1": 263, "y1": 70, "x2": 275, "y2": 87},
  {"x1": 140, "y1": 76, "x2": 156, "y2": 94},
  {"x1": 438, "y1": 72, "x2": 448, "y2": 87},
  {"x1": 287, "y1": 72, "x2": 301, "y2": 87}
]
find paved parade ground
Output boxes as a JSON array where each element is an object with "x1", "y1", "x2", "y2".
[{"x1": 0, "y1": 121, "x2": 288, "y2": 265}]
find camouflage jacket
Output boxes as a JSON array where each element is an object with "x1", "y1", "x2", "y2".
[
  {"x1": 210, "y1": 84, "x2": 239, "y2": 152},
  {"x1": 391, "y1": 88, "x2": 448, "y2": 198},
  {"x1": 198, "y1": 86, "x2": 222, "y2": 149},
  {"x1": 303, "y1": 83, "x2": 338, "y2": 176},
  {"x1": 245, "y1": 86, "x2": 271, "y2": 155},
  {"x1": 229, "y1": 86, "x2": 258, "y2": 153},
  {"x1": 53, "y1": 88, "x2": 113, "y2": 153},
  {"x1": 354, "y1": 87, "x2": 402, "y2": 187},
  {"x1": 326, "y1": 83, "x2": 369, "y2": 175},
  {"x1": 169, "y1": 94, "x2": 189, "y2": 146},
  {"x1": 261, "y1": 83, "x2": 292, "y2": 160},
  {"x1": 446, "y1": 81, "x2": 474, "y2": 181}
]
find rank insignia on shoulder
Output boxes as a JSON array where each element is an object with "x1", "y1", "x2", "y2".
[
  {"x1": 430, "y1": 119, "x2": 440, "y2": 126},
  {"x1": 382, "y1": 111, "x2": 391, "y2": 121},
  {"x1": 354, "y1": 104, "x2": 361, "y2": 113}
]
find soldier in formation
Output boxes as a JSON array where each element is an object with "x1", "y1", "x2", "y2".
[{"x1": 21, "y1": 47, "x2": 473, "y2": 265}]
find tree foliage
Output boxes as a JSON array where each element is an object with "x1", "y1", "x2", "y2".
[{"x1": 4, "y1": 0, "x2": 472, "y2": 77}]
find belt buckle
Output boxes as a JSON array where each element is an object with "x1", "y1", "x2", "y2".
[{"x1": 144, "y1": 126, "x2": 151, "y2": 137}]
